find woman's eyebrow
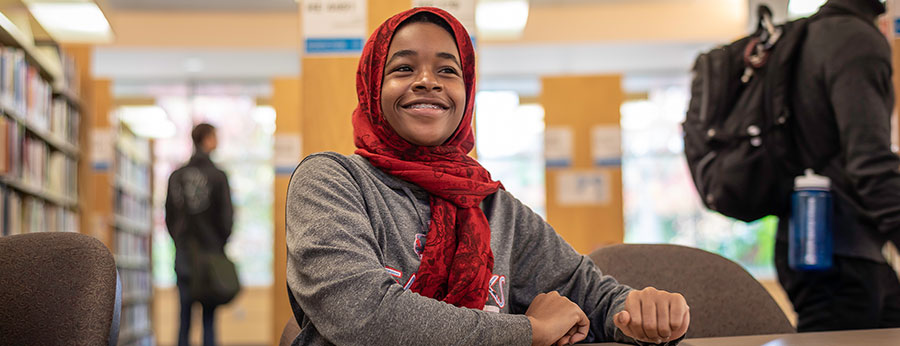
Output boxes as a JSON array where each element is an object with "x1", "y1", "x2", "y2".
[
  {"x1": 437, "y1": 52, "x2": 461, "y2": 69},
  {"x1": 386, "y1": 49, "x2": 417, "y2": 66}
]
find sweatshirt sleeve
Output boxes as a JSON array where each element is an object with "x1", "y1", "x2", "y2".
[
  {"x1": 498, "y1": 191, "x2": 645, "y2": 344},
  {"x1": 285, "y1": 155, "x2": 532, "y2": 346},
  {"x1": 826, "y1": 32, "x2": 900, "y2": 242}
]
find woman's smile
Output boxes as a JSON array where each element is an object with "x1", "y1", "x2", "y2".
[{"x1": 401, "y1": 98, "x2": 451, "y2": 117}]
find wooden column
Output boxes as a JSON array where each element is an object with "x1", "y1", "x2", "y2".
[
  {"x1": 369, "y1": 0, "x2": 411, "y2": 33},
  {"x1": 542, "y1": 75, "x2": 625, "y2": 254},
  {"x1": 271, "y1": 77, "x2": 301, "y2": 345},
  {"x1": 83, "y1": 78, "x2": 114, "y2": 249}
]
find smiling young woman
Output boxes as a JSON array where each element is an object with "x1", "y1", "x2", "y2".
[
  {"x1": 285, "y1": 7, "x2": 690, "y2": 346},
  {"x1": 380, "y1": 19, "x2": 466, "y2": 147}
]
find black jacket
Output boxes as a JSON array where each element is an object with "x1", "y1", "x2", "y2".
[
  {"x1": 165, "y1": 152, "x2": 234, "y2": 279},
  {"x1": 783, "y1": 0, "x2": 900, "y2": 262}
]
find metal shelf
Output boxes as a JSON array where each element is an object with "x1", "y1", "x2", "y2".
[
  {"x1": 0, "y1": 12, "x2": 60, "y2": 83},
  {"x1": 114, "y1": 176, "x2": 151, "y2": 200},
  {"x1": 52, "y1": 88, "x2": 81, "y2": 109},
  {"x1": 114, "y1": 215, "x2": 152, "y2": 236},
  {"x1": 0, "y1": 174, "x2": 77, "y2": 209},
  {"x1": 122, "y1": 293, "x2": 152, "y2": 306},
  {"x1": 3, "y1": 107, "x2": 80, "y2": 158},
  {"x1": 115, "y1": 256, "x2": 151, "y2": 271},
  {"x1": 118, "y1": 327, "x2": 153, "y2": 346}
]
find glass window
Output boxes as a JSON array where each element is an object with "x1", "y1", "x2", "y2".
[
  {"x1": 151, "y1": 90, "x2": 274, "y2": 287},
  {"x1": 475, "y1": 91, "x2": 547, "y2": 217},
  {"x1": 620, "y1": 84, "x2": 776, "y2": 278}
]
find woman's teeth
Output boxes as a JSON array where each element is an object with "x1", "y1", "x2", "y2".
[{"x1": 408, "y1": 103, "x2": 442, "y2": 109}]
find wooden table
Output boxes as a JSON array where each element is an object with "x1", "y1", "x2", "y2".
[{"x1": 588, "y1": 328, "x2": 900, "y2": 346}]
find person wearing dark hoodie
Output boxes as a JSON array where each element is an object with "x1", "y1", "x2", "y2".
[
  {"x1": 165, "y1": 123, "x2": 234, "y2": 346},
  {"x1": 777, "y1": 0, "x2": 900, "y2": 332},
  {"x1": 285, "y1": 7, "x2": 689, "y2": 346}
]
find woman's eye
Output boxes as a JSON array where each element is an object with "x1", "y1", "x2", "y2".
[
  {"x1": 440, "y1": 67, "x2": 459, "y2": 75},
  {"x1": 393, "y1": 65, "x2": 412, "y2": 73}
]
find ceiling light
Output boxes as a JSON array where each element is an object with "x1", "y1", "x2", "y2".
[
  {"x1": 117, "y1": 106, "x2": 177, "y2": 139},
  {"x1": 26, "y1": 1, "x2": 113, "y2": 43},
  {"x1": 476, "y1": 0, "x2": 529, "y2": 40}
]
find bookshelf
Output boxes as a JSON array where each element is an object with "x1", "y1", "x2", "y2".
[
  {"x1": 114, "y1": 123, "x2": 154, "y2": 346},
  {"x1": 0, "y1": 19, "x2": 80, "y2": 235}
]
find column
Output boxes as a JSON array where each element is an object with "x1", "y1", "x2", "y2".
[
  {"x1": 83, "y1": 78, "x2": 115, "y2": 249},
  {"x1": 542, "y1": 75, "x2": 625, "y2": 254},
  {"x1": 271, "y1": 77, "x2": 301, "y2": 345}
]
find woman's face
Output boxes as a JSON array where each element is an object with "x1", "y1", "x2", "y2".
[{"x1": 380, "y1": 21, "x2": 466, "y2": 147}]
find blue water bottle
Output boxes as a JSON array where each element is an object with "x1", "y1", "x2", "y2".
[{"x1": 789, "y1": 169, "x2": 833, "y2": 271}]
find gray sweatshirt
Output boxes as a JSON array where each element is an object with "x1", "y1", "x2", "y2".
[{"x1": 286, "y1": 152, "x2": 640, "y2": 345}]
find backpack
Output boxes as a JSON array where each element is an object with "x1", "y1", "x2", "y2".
[
  {"x1": 683, "y1": 6, "x2": 810, "y2": 222},
  {"x1": 188, "y1": 235, "x2": 241, "y2": 306}
]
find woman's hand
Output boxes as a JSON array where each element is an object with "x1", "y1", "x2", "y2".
[
  {"x1": 613, "y1": 287, "x2": 690, "y2": 344},
  {"x1": 525, "y1": 291, "x2": 590, "y2": 346}
]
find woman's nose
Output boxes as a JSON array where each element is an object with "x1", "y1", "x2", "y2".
[{"x1": 412, "y1": 71, "x2": 442, "y2": 91}]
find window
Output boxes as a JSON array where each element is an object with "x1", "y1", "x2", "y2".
[
  {"x1": 151, "y1": 89, "x2": 274, "y2": 287},
  {"x1": 475, "y1": 91, "x2": 546, "y2": 217},
  {"x1": 620, "y1": 85, "x2": 776, "y2": 278}
]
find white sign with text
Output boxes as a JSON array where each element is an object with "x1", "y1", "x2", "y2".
[
  {"x1": 545, "y1": 126, "x2": 574, "y2": 168},
  {"x1": 556, "y1": 170, "x2": 612, "y2": 206},
  {"x1": 302, "y1": 0, "x2": 367, "y2": 54}
]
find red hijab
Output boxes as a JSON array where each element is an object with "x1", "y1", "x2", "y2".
[{"x1": 353, "y1": 7, "x2": 501, "y2": 310}]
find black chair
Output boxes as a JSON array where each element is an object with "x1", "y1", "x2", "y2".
[
  {"x1": 0, "y1": 232, "x2": 121, "y2": 346},
  {"x1": 589, "y1": 243, "x2": 794, "y2": 338}
]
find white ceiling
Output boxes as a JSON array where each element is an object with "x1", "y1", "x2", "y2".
[
  {"x1": 105, "y1": 0, "x2": 299, "y2": 11},
  {"x1": 103, "y1": 0, "x2": 664, "y2": 12}
]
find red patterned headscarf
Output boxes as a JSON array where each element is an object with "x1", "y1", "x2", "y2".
[{"x1": 352, "y1": 7, "x2": 500, "y2": 310}]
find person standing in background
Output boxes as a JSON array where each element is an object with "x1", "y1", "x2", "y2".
[
  {"x1": 165, "y1": 123, "x2": 234, "y2": 346},
  {"x1": 777, "y1": 0, "x2": 900, "y2": 332}
]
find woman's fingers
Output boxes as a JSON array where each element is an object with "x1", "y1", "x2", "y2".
[{"x1": 617, "y1": 288, "x2": 691, "y2": 343}]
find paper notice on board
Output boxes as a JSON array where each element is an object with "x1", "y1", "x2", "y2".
[
  {"x1": 590, "y1": 125, "x2": 622, "y2": 167},
  {"x1": 90, "y1": 128, "x2": 114, "y2": 171},
  {"x1": 302, "y1": 0, "x2": 367, "y2": 54},
  {"x1": 545, "y1": 126, "x2": 573, "y2": 168},
  {"x1": 274, "y1": 134, "x2": 303, "y2": 175},
  {"x1": 556, "y1": 170, "x2": 611, "y2": 206}
]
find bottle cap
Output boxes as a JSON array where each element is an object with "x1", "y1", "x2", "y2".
[{"x1": 795, "y1": 169, "x2": 830, "y2": 190}]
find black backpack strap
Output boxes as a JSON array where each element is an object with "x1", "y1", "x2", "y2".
[{"x1": 287, "y1": 282, "x2": 307, "y2": 329}]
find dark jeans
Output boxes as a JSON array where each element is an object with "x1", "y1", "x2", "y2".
[
  {"x1": 775, "y1": 239, "x2": 900, "y2": 332},
  {"x1": 177, "y1": 279, "x2": 218, "y2": 346}
]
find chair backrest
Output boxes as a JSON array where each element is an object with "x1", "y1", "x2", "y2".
[
  {"x1": 280, "y1": 315, "x2": 302, "y2": 346},
  {"x1": 0, "y1": 232, "x2": 121, "y2": 346},
  {"x1": 589, "y1": 243, "x2": 794, "y2": 338}
]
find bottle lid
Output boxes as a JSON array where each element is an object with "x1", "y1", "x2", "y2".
[{"x1": 795, "y1": 169, "x2": 830, "y2": 190}]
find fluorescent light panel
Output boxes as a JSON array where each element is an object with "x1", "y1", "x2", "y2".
[
  {"x1": 118, "y1": 106, "x2": 177, "y2": 139},
  {"x1": 26, "y1": 1, "x2": 113, "y2": 43},
  {"x1": 476, "y1": 0, "x2": 529, "y2": 39}
]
